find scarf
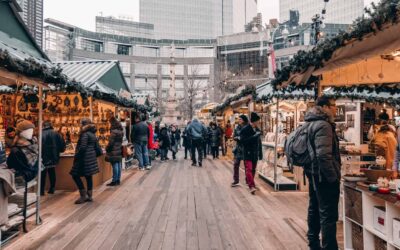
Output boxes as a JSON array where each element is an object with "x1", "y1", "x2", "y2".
[{"x1": 15, "y1": 136, "x2": 38, "y2": 168}]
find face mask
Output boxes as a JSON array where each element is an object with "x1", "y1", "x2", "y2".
[{"x1": 20, "y1": 128, "x2": 34, "y2": 140}]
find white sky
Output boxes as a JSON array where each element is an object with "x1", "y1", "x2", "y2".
[{"x1": 44, "y1": 0, "x2": 379, "y2": 31}]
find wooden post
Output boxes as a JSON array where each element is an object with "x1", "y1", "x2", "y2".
[
  {"x1": 89, "y1": 96, "x2": 94, "y2": 121},
  {"x1": 36, "y1": 85, "x2": 43, "y2": 225},
  {"x1": 273, "y1": 99, "x2": 280, "y2": 191}
]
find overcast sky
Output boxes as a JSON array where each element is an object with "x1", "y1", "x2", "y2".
[{"x1": 44, "y1": 0, "x2": 378, "y2": 31}]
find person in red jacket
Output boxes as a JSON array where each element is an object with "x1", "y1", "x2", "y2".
[{"x1": 146, "y1": 114, "x2": 155, "y2": 168}]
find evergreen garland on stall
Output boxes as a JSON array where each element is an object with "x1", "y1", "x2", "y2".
[
  {"x1": 212, "y1": 85, "x2": 256, "y2": 114},
  {"x1": 272, "y1": 0, "x2": 400, "y2": 89}
]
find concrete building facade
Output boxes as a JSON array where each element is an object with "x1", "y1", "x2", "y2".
[{"x1": 16, "y1": 0, "x2": 43, "y2": 47}]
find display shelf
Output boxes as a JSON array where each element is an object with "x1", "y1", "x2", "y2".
[
  {"x1": 344, "y1": 183, "x2": 400, "y2": 250},
  {"x1": 257, "y1": 171, "x2": 297, "y2": 191}
]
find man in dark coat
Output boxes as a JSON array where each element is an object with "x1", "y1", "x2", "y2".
[
  {"x1": 182, "y1": 121, "x2": 192, "y2": 160},
  {"x1": 231, "y1": 115, "x2": 248, "y2": 187},
  {"x1": 70, "y1": 118, "x2": 101, "y2": 204},
  {"x1": 209, "y1": 122, "x2": 221, "y2": 159},
  {"x1": 159, "y1": 125, "x2": 171, "y2": 161},
  {"x1": 304, "y1": 96, "x2": 341, "y2": 250},
  {"x1": 239, "y1": 112, "x2": 262, "y2": 195},
  {"x1": 131, "y1": 114, "x2": 150, "y2": 170},
  {"x1": 106, "y1": 117, "x2": 124, "y2": 186},
  {"x1": 41, "y1": 121, "x2": 65, "y2": 195},
  {"x1": 187, "y1": 118, "x2": 207, "y2": 167}
]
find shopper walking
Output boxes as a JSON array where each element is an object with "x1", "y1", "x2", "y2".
[
  {"x1": 182, "y1": 121, "x2": 192, "y2": 160},
  {"x1": 70, "y1": 118, "x2": 102, "y2": 204},
  {"x1": 170, "y1": 125, "x2": 178, "y2": 160},
  {"x1": 131, "y1": 114, "x2": 150, "y2": 170},
  {"x1": 239, "y1": 112, "x2": 263, "y2": 195},
  {"x1": 187, "y1": 118, "x2": 207, "y2": 167},
  {"x1": 231, "y1": 115, "x2": 248, "y2": 187},
  {"x1": 209, "y1": 122, "x2": 221, "y2": 159},
  {"x1": 204, "y1": 122, "x2": 211, "y2": 158},
  {"x1": 304, "y1": 96, "x2": 341, "y2": 250},
  {"x1": 41, "y1": 121, "x2": 66, "y2": 195},
  {"x1": 159, "y1": 125, "x2": 171, "y2": 161},
  {"x1": 147, "y1": 117, "x2": 155, "y2": 168},
  {"x1": 105, "y1": 117, "x2": 123, "y2": 186},
  {"x1": 218, "y1": 124, "x2": 226, "y2": 156}
]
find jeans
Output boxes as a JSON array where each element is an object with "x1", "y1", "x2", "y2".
[
  {"x1": 211, "y1": 146, "x2": 219, "y2": 158},
  {"x1": 112, "y1": 161, "x2": 122, "y2": 182},
  {"x1": 135, "y1": 142, "x2": 149, "y2": 169},
  {"x1": 191, "y1": 139, "x2": 203, "y2": 165},
  {"x1": 41, "y1": 166, "x2": 56, "y2": 194},
  {"x1": 244, "y1": 160, "x2": 255, "y2": 188},
  {"x1": 233, "y1": 158, "x2": 242, "y2": 183},
  {"x1": 72, "y1": 175, "x2": 93, "y2": 190},
  {"x1": 307, "y1": 175, "x2": 340, "y2": 250},
  {"x1": 184, "y1": 146, "x2": 191, "y2": 159},
  {"x1": 161, "y1": 148, "x2": 168, "y2": 160}
]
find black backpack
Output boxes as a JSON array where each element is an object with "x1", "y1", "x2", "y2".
[{"x1": 284, "y1": 123, "x2": 315, "y2": 171}]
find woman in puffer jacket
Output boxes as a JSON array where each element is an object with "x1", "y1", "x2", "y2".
[
  {"x1": 70, "y1": 118, "x2": 102, "y2": 204},
  {"x1": 209, "y1": 122, "x2": 221, "y2": 159},
  {"x1": 106, "y1": 117, "x2": 123, "y2": 186}
]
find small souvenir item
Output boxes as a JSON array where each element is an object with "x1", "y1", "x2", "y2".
[
  {"x1": 378, "y1": 177, "x2": 384, "y2": 188},
  {"x1": 390, "y1": 180, "x2": 397, "y2": 190},
  {"x1": 82, "y1": 98, "x2": 89, "y2": 108},
  {"x1": 64, "y1": 96, "x2": 71, "y2": 107},
  {"x1": 18, "y1": 97, "x2": 28, "y2": 112}
]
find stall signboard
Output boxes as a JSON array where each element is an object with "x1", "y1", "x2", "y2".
[{"x1": 335, "y1": 105, "x2": 346, "y2": 122}]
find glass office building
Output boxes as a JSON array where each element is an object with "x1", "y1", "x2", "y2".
[
  {"x1": 139, "y1": 0, "x2": 258, "y2": 40},
  {"x1": 280, "y1": 0, "x2": 364, "y2": 24},
  {"x1": 16, "y1": 0, "x2": 43, "y2": 47},
  {"x1": 95, "y1": 16, "x2": 155, "y2": 39}
]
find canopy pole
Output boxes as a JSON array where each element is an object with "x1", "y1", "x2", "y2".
[
  {"x1": 36, "y1": 85, "x2": 43, "y2": 225},
  {"x1": 89, "y1": 96, "x2": 94, "y2": 120},
  {"x1": 273, "y1": 99, "x2": 280, "y2": 191}
]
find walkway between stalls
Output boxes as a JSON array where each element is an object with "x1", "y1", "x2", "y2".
[{"x1": 5, "y1": 151, "x2": 342, "y2": 250}]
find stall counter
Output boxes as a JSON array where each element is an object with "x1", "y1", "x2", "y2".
[{"x1": 48, "y1": 154, "x2": 112, "y2": 191}]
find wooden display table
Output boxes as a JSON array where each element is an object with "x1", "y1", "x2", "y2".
[
  {"x1": 343, "y1": 182, "x2": 400, "y2": 250},
  {"x1": 45, "y1": 154, "x2": 112, "y2": 191}
]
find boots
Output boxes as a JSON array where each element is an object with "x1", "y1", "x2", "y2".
[
  {"x1": 75, "y1": 189, "x2": 87, "y2": 204},
  {"x1": 86, "y1": 190, "x2": 93, "y2": 202}
]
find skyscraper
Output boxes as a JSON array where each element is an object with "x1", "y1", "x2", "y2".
[
  {"x1": 16, "y1": 0, "x2": 43, "y2": 48},
  {"x1": 139, "y1": 0, "x2": 258, "y2": 40},
  {"x1": 280, "y1": 0, "x2": 364, "y2": 24}
]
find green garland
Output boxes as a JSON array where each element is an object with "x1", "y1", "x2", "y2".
[
  {"x1": 272, "y1": 0, "x2": 400, "y2": 89},
  {"x1": 212, "y1": 85, "x2": 256, "y2": 114},
  {"x1": 0, "y1": 49, "x2": 68, "y2": 84}
]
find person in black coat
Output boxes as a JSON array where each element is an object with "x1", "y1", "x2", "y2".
[
  {"x1": 70, "y1": 118, "x2": 102, "y2": 204},
  {"x1": 209, "y1": 122, "x2": 221, "y2": 159},
  {"x1": 41, "y1": 121, "x2": 66, "y2": 195},
  {"x1": 106, "y1": 117, "x2": 124, "y2": 186},
  {"x1": 231, "y1": 115, "x2": 248, "y2": 187},
  {"x1": 182, "y1": 121, "x2": 192, "y2": 160},
  {"x1": 239, "y1": 112, "x2": 262, "y2": 195},
  {"x1": 159, "y1": 126, "x2": 171, "y2": 161}
]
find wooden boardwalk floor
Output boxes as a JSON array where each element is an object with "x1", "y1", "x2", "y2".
[{"x1": 5, "y1": 151, "x2": 342, "y2": 250}]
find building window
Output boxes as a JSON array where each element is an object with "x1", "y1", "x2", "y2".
[
  {"x1": 80, "y1": 39, "x2": 103, "y2": 53},
  {"x1": 117, "y1": 44, "x2": 131, "y2": 55}
]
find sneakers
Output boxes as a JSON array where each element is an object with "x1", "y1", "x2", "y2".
[
  {"x1": 199, "y1": 162, "x2": 202, "y2": 167},
  {"x1": 48, "y1": 187, "x2": 55, "y2": 194},
  {"x1": 191, "y1": 163, "x2": 197, "y2": 167},
  {"x1": 250, "y1": 187, "x2": 257, "y2": 195},
  {"x1": 231, "y1": 182, "x2": 240, "y2": 187},
  {"x1": 145, "y1": 165, "x2": 151, "y2": 170}
]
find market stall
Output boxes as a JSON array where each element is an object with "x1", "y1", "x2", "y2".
[
  {"x1": 269, "y1": 0, "x2": 400, "y2": 247},
  {"x1": 0, "y1": 0, "x2": 71, "y2": 243}
]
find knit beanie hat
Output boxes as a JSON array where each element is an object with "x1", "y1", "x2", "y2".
[
  {"x1": 250, "y1": 112, "x2": 261, "y2": 123},
  {"x1": 16, "y1": 119, "x2": 35, "y2": 133},
  {"x1": 239, "y1": 114, "x2": 249, "y2": 123},
  {"x1": 81, "y1": 118, "x2": 92, "y2": 126}
]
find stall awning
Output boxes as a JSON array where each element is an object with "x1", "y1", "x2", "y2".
[
  {"x1": 56, "y1": 60, "x2": 130, "y2": 94},
  {"x1": 314, "y1": 22, "x2": 400, "y2": 77},
  {"x1": 256, "y1": 81, "x2": 315, "y2": 102}
]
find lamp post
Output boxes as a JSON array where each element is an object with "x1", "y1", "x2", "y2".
[{"x1": 268, "y1": 24, "x2": 289, "y2": 79}]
